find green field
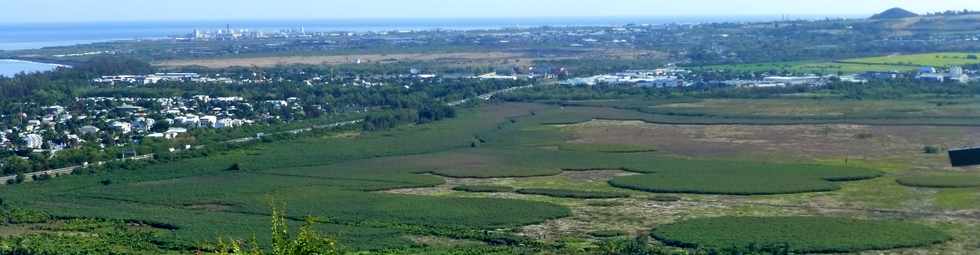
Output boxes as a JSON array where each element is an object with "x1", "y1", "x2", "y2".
[
  {"x1": 700, "y1": 52, "x2": 980, "y2": 74},
  {"x1": 651, "y1": 216, "x2": 951, "y2": 253},
  {"x1": 0, "y1": 101, "x2": 973, "y2": 253},
  {"x1": 702, "y1": 61, "x2": 918, "y2": 73},
  {"x1": 841, "y1": 52, "x2": 980, "y2": 67}
]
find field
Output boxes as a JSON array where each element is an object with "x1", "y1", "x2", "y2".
[
  {"x1": 701, "y1": 61, "x2": 919, "y2": 73},
  {"x1": 1, "y1": 101, "x2": 978, "y2": 254},
  {"x1": 701, "y1": 52, "x2": 980, "y2": 74},
  {"x1": 841, "y1": 52, "x2": 980, "y2": 67},
  {"x1": 651, "y1": 216, "x2": 951, "y2": 253}
]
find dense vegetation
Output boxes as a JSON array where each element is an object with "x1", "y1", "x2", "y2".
[
  {"x1": 452, "y1": 185, "x2": 514, "y2": 193},
  {"x1": 515, "y1": 188, "x2": 629, "y2": 199},
  {"x1": 609, "y1": 162, "x2": 881, "y2": 195},
  {"x1": 651, "y1": 216, "x2": 951, "y2": 253},
  {"x1": 896, "y1": 175, "x2": 980, "y2": 188}
]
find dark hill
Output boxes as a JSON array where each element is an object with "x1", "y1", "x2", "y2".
[{"x1": 871, "y1": 8, "x2": 919, "y2": 19}]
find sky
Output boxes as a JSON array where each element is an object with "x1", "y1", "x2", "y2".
[{"x1": 2, "y1": 0, "x2": 979, "y2": 24}]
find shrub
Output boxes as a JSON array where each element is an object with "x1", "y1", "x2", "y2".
[
  {"x1": 100, "y1": 179, "x2": 113, "y2": 186},
  {"x1": 516, "y1": 188, "x2": 629, "y2": 199},
  {"x1": 589, "y1": 230, "x2": 627, "y2": 238},
  {"x1": 649, "y1": 195, "x2": 681, "y2": 202},
  {"x1": 452, "y1": 185, "x2": 514, "y2": 193},
  {"x1": 923, "y1": 146, "x2": 941, "y2": 154},
  {"x1": 228, "y1": 163, "x2": 242, "y2": 171}
]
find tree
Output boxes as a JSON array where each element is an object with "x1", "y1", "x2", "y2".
[
  {"x1": 214, "y1": 202, "x2": 340, "y2": 255},
  {"x1": 1, "y1": 156, "x2": 31, "y2": 175}
]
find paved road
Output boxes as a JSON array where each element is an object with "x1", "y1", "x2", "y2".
[{"x1": 448, "y1": 84, "x2": 537, "y2": 106}]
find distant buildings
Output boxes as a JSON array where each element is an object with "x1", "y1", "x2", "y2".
[
  {"x1": 94, "y1": 73, "x2": 201, "y2": 85},
  {"x1": 561, "y1": 68, "x2": 691, "y2": 88},
  {"x1": 916, "y1": 66, "x2": 971, "y2": 83}
]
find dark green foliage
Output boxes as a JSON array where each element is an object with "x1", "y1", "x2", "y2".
[
  {"x1": 648, "y1": 195, "x2": 681, "y2": 202},
  {"x1": 585, "y1": 201, "x2": 623, "y2": 207},
  {"x1": 897, "y1": 175, "x2": 980, "y2": 188},
  {"x1": 610, "y1": 162, "x2": 881, "y2": 195},
  {"x1": 589, "y1": 230, "x2": 627, "y2": 238},
  {"x1": 452, "y1": 185, "x2": 514, "y2": 193},
  {"x1": 923, "y1": 145, "x2": 941, "y2": 154},
  {"x1": 516, "y1": 188, "x2": 629, "y2": 199},
  {"x1": 652, "y1": 216, "x2": 950, "y2": 253},
  {"x1": 228, "y1": 163, "x2": 242, "y2": 171}
]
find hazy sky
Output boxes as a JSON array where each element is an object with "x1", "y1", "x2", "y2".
[{"x1": 3, "y1": 0, "x2": 979, "y2": 24}]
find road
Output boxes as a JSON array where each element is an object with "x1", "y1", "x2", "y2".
[{"x1": 448, "y1": 84, "x2": 538, "y2": 106}]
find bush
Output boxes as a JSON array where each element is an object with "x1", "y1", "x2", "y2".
[
  {"x1": 589, "y1": 230, "x2": 627, "y2": 238},
  {"x1": 649, "y1": 195, "x2": 681, "y2": 202},
  {"x1": 452, "y1": 185, "x2": 513, "y2": 193},
  {"x1": 923, "y1": 146, "x2": 941, "y2": 154},
  {"x1": 100, "y1": 179, "x2": 113, "y2": 186},
  {"x1": 227, "y1": 163, "x2": 242, "y2": 171},
  {"x1": 516, "y1": 188, "x2": 629, "y2": 199},
  {"x1": 586, "y1": 201, "x2": 623, "y2": 207}
]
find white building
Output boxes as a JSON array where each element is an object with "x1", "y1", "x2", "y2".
[
  {"x1": 200, "y1": 116, "x2": 218, "y2": 128},
  {"x1": 78, "y1": 125, "x2": 100, "y2": 135},
  {"x1": 23, "y1": 134, "x2": 44, "y2": 149},
  {"x1": 110, "y1": 121, "x2": 132, "y2": 134},
  {"x1": 214, "y1": 118, "x2": 239, "y2": 129}
]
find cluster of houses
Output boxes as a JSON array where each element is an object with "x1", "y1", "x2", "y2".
[
  {"x1": 0, "y1": 95, "x2": 297, "y2": 153},
  {"x1": 560, "y1": 68, "x2": 692, "y2": 88}
]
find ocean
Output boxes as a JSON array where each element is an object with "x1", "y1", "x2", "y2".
[{"x1": 0, "y1": 59, "x2": 66, "y2": 77}]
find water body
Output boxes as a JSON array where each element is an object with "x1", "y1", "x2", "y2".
[
  {"x1": 0, "y1": 15, "x2": 858, "y2": 51},
  {"x1": 0, "y1": 59, "x2": 66, "y2": 77}
]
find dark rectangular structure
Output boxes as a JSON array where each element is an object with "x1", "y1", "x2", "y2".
[{"x1": 949, "y1": 147, "x2": 980, "y2": 167}]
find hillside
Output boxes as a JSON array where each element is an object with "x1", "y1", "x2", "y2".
[{"x1": 870, "y1": 7, "x2": 919, "y2": 19}]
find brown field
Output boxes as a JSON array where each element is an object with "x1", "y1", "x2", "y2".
[{"x1": 562, "y1": 120, "x2": 980, "y2": 170}]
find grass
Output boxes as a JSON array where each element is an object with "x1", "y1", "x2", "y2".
[
  {"x1": 896, "y1": 174, "x2": 980, "y2": 188},
  {"x1": 700, "y1": 61, "x2": 919, "y2": 74},
  {"x1": 841, "y1": 52, "x2": 980, "y2": 67},
  {"x1": 652, "y1": 216, "x2": 951, "y2": 253},
  {"x1": 515, "y1": 188, "x2": 629, "y2": 199},
  {"x1": 452, "y1": 185, "x2": 514, "y2": 193},
  {"x1": 698, "y1": 52, "x2": 980, "y2": 74}
]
